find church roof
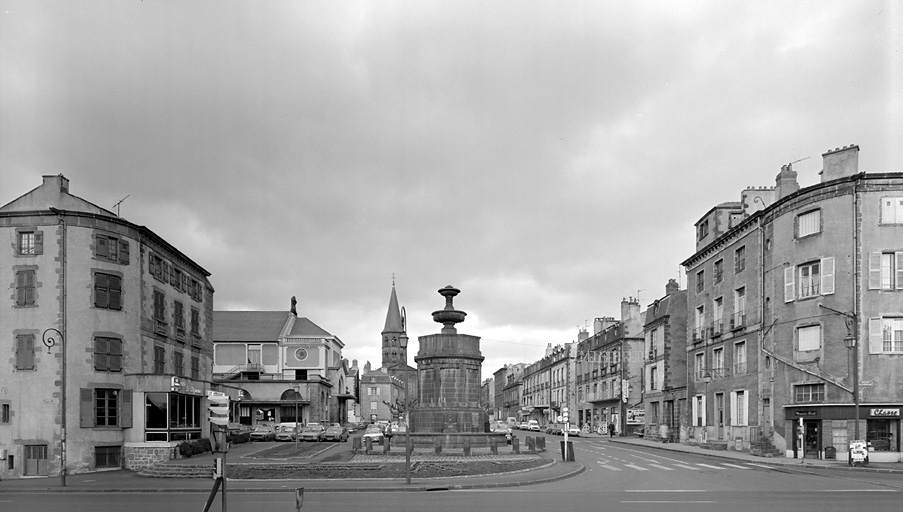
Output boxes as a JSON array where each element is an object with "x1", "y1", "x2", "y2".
[
  {"x1": 382, "y1": 285, "x2": 404, "y2": 333},
  {"x1": 214, "y1": 311, "x2": 334, "y2": 342}
]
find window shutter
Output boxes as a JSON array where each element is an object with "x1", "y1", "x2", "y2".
[
  {"x1": 120, "y1": 389, "x2": 132, "y2": 428},
  {"x1": 119, "y1": 240, "x2": 129, "y2": 265},
  {"x1": 95, "y1": 338, "x2": 109, "y2": 371},
  {"x1": 149, "y1": 255, "x2": 157, "y2": 276},
  {"x1": 110, "y1": 340, "x2": 122, "y2": 371},
  {"x1": 80, "y1": 388, "x2": 95, "y2": 427},
  {"x1": 16, "y1": 334, "x2": 35, "y2": 370},
  {"x1": 34, "y1": 230, "x2": 43, "y2": 254},
  {"x1": 868, "y1": 317, "x2": 883, "y2": 354},
  {"x1": 868, "y1": 252, "x2": 882, "y2": 289},
  {"x1": 784, "y1": 267, "x2": 795, "y2": 302},
  {"x1": 896, "y1": 252, "x2": 903, "y2": 290},
  {"x1": 170, "y1": 266, "x2": 176, "y2": 286},
  {"x1": 109, "y1": 275, "x2": 122, "y2": 310},
  {"x1": 820, "y1": 257, "x2": 835, "y2": 295},
  {"x1": 730, "y1": 392, "x2": 737, "y2": 427},
  {"x1": 701, "y1": 395, "x2": 707, "y2": 426},
  {"x1": 96, "y1": 236, "x2": 108, "y2": 259},
  {"x1": 691, "y1": 398, "x2": 699, "y2": 426}
]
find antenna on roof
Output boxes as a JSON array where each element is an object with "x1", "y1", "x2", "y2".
[
  {"x1": 112, "y1": 195, "x2": 130, "y2": 217},
  {"x1": 789, "y1": 156, "x2": 810, "y2": 166}
]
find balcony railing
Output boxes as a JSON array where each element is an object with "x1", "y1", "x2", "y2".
[
  {"x1": 731, "y1": 312, "x2": 747, "y2": 330},
  {"x1": 154, "y1": 318, "x2": 168, "y2": 336},
  {"x1": 713, "y1": 320, "x2": 723, "y2": 336},
  {"x1": 693, "y1": 326, "x2": 706, "y2": 342}
]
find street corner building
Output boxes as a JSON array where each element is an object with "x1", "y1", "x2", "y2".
[{"x1": 0, "y1": 175, "x2": 222, "y2": 479}]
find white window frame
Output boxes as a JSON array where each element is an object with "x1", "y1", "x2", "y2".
[
  {"x1": 713, "y1": 347, "x2": 724, "y2": 373},
  {"x1": 868, "y1": 251, "x2": 903, "y2": 290},
  {"x1": 730, "y1": 390, "x2": 748, "y2": 426},
  {"x1": 786, "y1": 257, "x2": 835, "y2": 301},
  {"x1": 880, "y1": 196, "x2": 903, "y2": 224},
  {"x1": 692, "y1": 395, "x2": 707, "y2": 427},
  {"x1": 695, "y1": 352, "x2": 705, "y2": 380},
  {"x1": 869, "y1": 317, "x2": 903, "y2": 354},
  {"x1": 798, "y1": 325, "x2": 821, "y2": 352},
  {"x1": 734, "y1": 341, "x2": 747, "y2": 374}
]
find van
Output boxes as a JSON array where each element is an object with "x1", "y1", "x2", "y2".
[{"x1": 527, "y1": 420, "x2": 541, "y2": 431}]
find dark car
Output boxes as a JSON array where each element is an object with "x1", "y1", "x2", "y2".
[
  {"x1": 322, "y1": 426, "x2": 350, "y2": 442},
  {"x1": 298, "y1": 425, "x2": 326, "y2": 442},
  {"x1": 249, "y1": 425, "x2": 276, "y2": 442}
]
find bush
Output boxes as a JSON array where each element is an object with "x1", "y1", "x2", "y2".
[
  {"x1": 228, "y1": 431, "x2": 251, "y2": 445},
  {"x1": 178, "y1": 438, "x2": 212, "y2": 458}
]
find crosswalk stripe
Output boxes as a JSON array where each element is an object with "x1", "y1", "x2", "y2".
[
  {"x1": 695, "y1": 463, "x2": 722, "y2": 469},
  {"x1": 647, "y1": 464, "x2": 675, "y2": 471},
  {"x1": 672, "y1": 463, "x2": 701, "y2": 470},
  {"x1": 720, "y1": 463, "x2": 750, "y2": 469},
  {"x1": 623, "y1": 464, "x2": 649, "y2": 471},
  {"x1": 596, "y1": 463, "x2": 622, "y2": 471}
]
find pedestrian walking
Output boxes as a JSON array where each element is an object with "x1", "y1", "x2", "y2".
[{"x1": 608, "y1": 422, "x2": 615, "y2": 437}]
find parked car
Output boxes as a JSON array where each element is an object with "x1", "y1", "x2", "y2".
[
  {"x1": 491, "y1": 425, "x2": 513, "y2": 444},
  {"x1": 298, "y1": 425, "x2": 326, "y2": 442},
  {"x1": 362, "y1": 424, "x2": 385, "y2": 442},
  {"x1": 517, "y1": 422, "x2": 529, "y2": 430},
  {"x1": 322, "y1": 425, "x2": 350, "y2": 442},
  {"x1": 527, "y1": 420, "x2": 541, "y2": 432},
  {"x1": 545, "y1": 424, "x2": 563, "y2": 435},
  {"x1": 566, "y1": 425, "x2": 581, "y2": 437},
  {"x1": 249, "y1": 425, "x2": 276, "y2": 442},
  {"x1": 275, "y1": 422, "x2": 302, "y2": 442}
]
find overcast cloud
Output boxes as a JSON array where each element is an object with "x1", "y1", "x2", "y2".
[{"x1": 2, "y1": 1, "x2": 901, "y2": 375}]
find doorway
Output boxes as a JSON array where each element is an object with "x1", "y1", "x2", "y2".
[
  {"x1": 715, "y1": 393, "x2": 724, "y2": 440},
  {"x1": 804, "y1": 420, "x2": 820, "y2": 458},
  {"x1": 24, "y1": 445, "x2": 48, "y2": 476}
]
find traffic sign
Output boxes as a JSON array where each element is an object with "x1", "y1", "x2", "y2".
[{"x1": 207, "y1": 394, "x2": 230, "y2": 426}]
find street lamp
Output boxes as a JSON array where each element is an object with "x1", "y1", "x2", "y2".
[
  {"x1": 703, "y1": 371, "x2": 712, "y2": 442},
  {"x1": 42, "y1": 328, "x2": 66, "y2": 487},
  {"x1": 398, "y1": 333, "x2": 412, "y2": 485}
]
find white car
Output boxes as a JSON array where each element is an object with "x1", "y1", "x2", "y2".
[{"x1": 362, "y1": 424, "x2": 385, "y2": 442}]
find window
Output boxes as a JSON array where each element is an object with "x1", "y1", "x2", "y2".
[
  {"x1": 714, "y1": 259, "x2": 724, "y2": 284},
  {"x1": 96, "y1": 389, "x2": 119, "y2": 426},
  {"x1": 93, "y1": 273, "x2": 122, "y2": 310},
  {"x1": 369, "y1": 401, "x2": 378, "y2": 411},
  {"x1": 649, "y1": 366, "x2": 657, "y2": 390},
  {"x1": 190, "y1": 308, "x2": 201, "y2": 345},
  {"x1": 733, "y1": 287, "x2": 746, "y2": 328},
  {"x1": 713, "y1": 348, "x2": 724, "y2": 373},
  {"x1": 15, "y1": 270, "x2": 36, "y2": 307},
  {"x1": 16, "y1": 334, "x2": 35, "y2": 370},
  {"x1": 174, "y1": 301, "x2": 185, "y2": 337},
  {"x1": 171, "y1": 267, "x2": 184, "y2": 292},
  {"x1": 649, "y1": 328, "x2": 658, "y2": 359},
  {"x1": 734, "y1": 246, "x2": 746, "y2": 273},
  {"x1": 797, "y1": 210, "x2": 821, "y2": 238},
  {"x1": 154, "y1": 346, "x2": 165, "y2": 374},
  {"x1": 785, "y1": 258, "x2": 835, "y2": 301},
  {"x1": 713, "y1": 297, "x2": 724, "y2": 333},
  {"x1": 149, "y1": 253, "x2": 167, "y2": 282},
  {"x1": 695, "y1": 352, "x2": 705, "y2": 380},
  {"x1": 698, "y1": 220, "x2": 709, "y2": 240},
  {"x1": 868, "y1": 252, "x2": 903, "y2": 290},
  {"x1": 693, "y1": 395, "x2": 706, "y2": 427},
  {"x1": 17, "y1": 229, "x2": 42, "y2": 255},
  {"x1": 1, "y1": 403, "x2": 9, "y2": 423},
  {"x1": 869, "y1": 317, "x2": 903, "y2": 353},
  {"x1": 153, "y1": 290, "x2": 166, "y2": 321},
  {"x1": 795, "y1": 383, "x2": 825, "y2": 403},
  {"x1": 694, "y1": 305, "x2": 705, "y2": 340},
  {"x1": 798, "y1": 325, "x2": 821, "y2": 352},
  {"x1": 651, "y1": 401, "x2": 660, "y2": 422},
  {"x1": 95, "y1": 446, "x2": 121, "y2": 469},
  {"x1": 94, "y1": 233, "x2": 129, "y2": 264},
  {"x1": 173, "y1": 351, "x2": 184, "y2": 376},
  {"x1": 94, "y1": 337, "x2": 122, "y2": 372},
  {"x1": 731, "y1": 390, "x2": 747, "y2": 426},
  {"x1": 368, "y1": 387, "x2": 379, "y2": 396},
  {"x1": 734, "y1": 341, "x2": 747, "y2": 374},
  {"x1": 880, "y1": 196, "x2": 903, "y2": 224},
  {"x1": 191, "y1": 356, "x2": 199, "y2": 380},
  {"x1": 696, "y1": 270, "x2": 705, "y2": 293}
]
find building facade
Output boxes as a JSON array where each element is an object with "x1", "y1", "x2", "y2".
[
  {"x1": 212, "y1": 308, "x2": 353, "y2": 427},
  {"x1": 1, "y1": 175, "x2": 216, "y2": 479},
  {"x1": 642, "y1": 279, "x2": 688, "y2": 441}
]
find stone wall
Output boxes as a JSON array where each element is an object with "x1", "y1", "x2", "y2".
[{"x1": 124, "y1": 443, "x2": 177, "y2": 471}]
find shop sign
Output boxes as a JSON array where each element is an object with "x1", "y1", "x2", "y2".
[
  {"x1": 870, "y1": 408, "x2": 900, "y2": 417},
  {"x1": 793, "y1": 410, "x2": 817, "y2": 417},
  {"x1": 626, "y1": 408, "x2": 645, "y2": 425}
]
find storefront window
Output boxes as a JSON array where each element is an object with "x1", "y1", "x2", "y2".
[
  {"x1": 866, "y1": 419, "x2": 898, "y2": 452},
  {"x1": 145, "y1": 392, "x2": 202, "y2": 442}
]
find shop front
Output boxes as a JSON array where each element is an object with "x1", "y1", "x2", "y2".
[{"x1": 785, "y1": 405, "x2": 901, "y2": 462}]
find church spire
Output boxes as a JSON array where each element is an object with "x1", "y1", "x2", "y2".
[
  {"x1": 383, "y1": 284, "x2": 404, "y2": 333},
  {"x1": 381, "y1": 281, "x2": 407, "y2": 371}
]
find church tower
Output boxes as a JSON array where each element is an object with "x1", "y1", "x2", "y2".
[{"x1": 381, "y1": 284, "x2": 407, "y2": 371}]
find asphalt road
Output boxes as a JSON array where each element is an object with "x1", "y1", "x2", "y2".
[{"x1": 2, "y1": 436, "x2": 901, "y2": 512}]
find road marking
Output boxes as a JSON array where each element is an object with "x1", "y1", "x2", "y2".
[
  {"x1": 746, "y1": 463, "x2": 775, "y2": 469},
  {"x1": 720, "y1": 463, "x2": 750, "y2": 469},
  {"x1": 597, "y1": 461, "x2": 622, "y2": 471},
  {"x1": 624, "y1": 463, "x2": 649, "y2": 471},
  {"x1": 648, "y1": 463, "x2": 675, "y2": 471},
  {"x1": 695, "y1": 463, "x2": 723, "y2": 469},
  {"x1": 625, "y1": 490, "x2": 707, "y2": 492},
  {"x1": 623, "y1": 501, "x2": 716, "y2": 504},
  {"x1": 673, "y1": 463, "x2": 701, "y2": 470}
]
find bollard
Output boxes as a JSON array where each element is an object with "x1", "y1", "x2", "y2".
[
  {"x1": 434, "y1": 438, "x2": 443, "y2": 455},
  {"x1": 536, "y1": 436, "x2": 546, "y2": 452},
  {"x1": 526, "y1": 436, "x2": 536, "y2": 454},
  {"x1": 365, "y1": 437, "x2": 373, "y2": 454},
  {"x1": 490, "y1": 439, "x2": 498, "y2": 455},
  {"x1": 383, "y1": 436, "x2": 391, "y2": 454},
  {"x1": 463, "y1": 438, "x2": 471, "y2": 456},
  {"x1": 512, "y1": 436, "x2": 520, "y2": 454},
  {"x1": 352, "y1": 437, "x2": 362, "y2": 453}
]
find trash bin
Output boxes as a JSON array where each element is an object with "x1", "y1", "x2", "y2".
[
  {"x1": 560, "y1": 440, "x2": 575, "y2": 462},
  {"x1": 824, "y1": 446, "x2": 836, "y2": 459}
]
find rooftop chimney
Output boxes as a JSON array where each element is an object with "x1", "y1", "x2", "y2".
[
  {"x1": 42, "y1": 174, "x2": 69, "y2": 193},
  {"x1": 665, "y1": 279, "x2": 680, "y2": 296},
  {"x1": 820, "y1": 144, "x2": 859, "y2": 182},
  {"x1": 775, "y1": 164, "x2": 800, "y2": 200}
]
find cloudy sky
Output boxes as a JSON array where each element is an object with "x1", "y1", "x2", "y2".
[{"x1": 2, "y1": 1, "x2": 901, "y2": 376}]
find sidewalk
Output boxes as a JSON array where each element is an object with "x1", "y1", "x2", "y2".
[
  {"x1": 0, "y1": 441, "x2": 585, "y2": 494},
  {"x1": 600, "y1": 433, "x2": 903, "y2": 474}
]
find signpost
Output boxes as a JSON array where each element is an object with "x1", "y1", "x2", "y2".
[{"x1": 204, "y1": 392, "x2": 230, "y2": 512}]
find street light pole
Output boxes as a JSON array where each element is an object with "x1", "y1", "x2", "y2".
[
  {"x1": 819, "y1": 304, "x2": 860, "y2": 440},
  {"x1": 42, "y1": 328, "x2": 66, "y2": 487},
  {"x1": 399, "y1": 334, "x2": 412, "y2": 485}
]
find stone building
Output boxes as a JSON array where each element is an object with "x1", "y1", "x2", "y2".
[
  {"x1": 212, "y1": 307, "x2": 353, "y2": 426},
  {"x1": 641, "y1": 279, "x2": 688, "y2": 441},
  {"x1": 1, "y1": 175, "x2": 215, "y2": 478},
  {"x1": 683, "y1": 144, "x2": 903, "y2": 462},
  {"x1": 522, "y1": 342, "x2": 575, "y2": 427},
  {"x1": 494, "y1": 363, "x2": 526, "y2": 423},
  {"x1": 574, "y1": 298, "x2": 645, "y2": 435}
]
